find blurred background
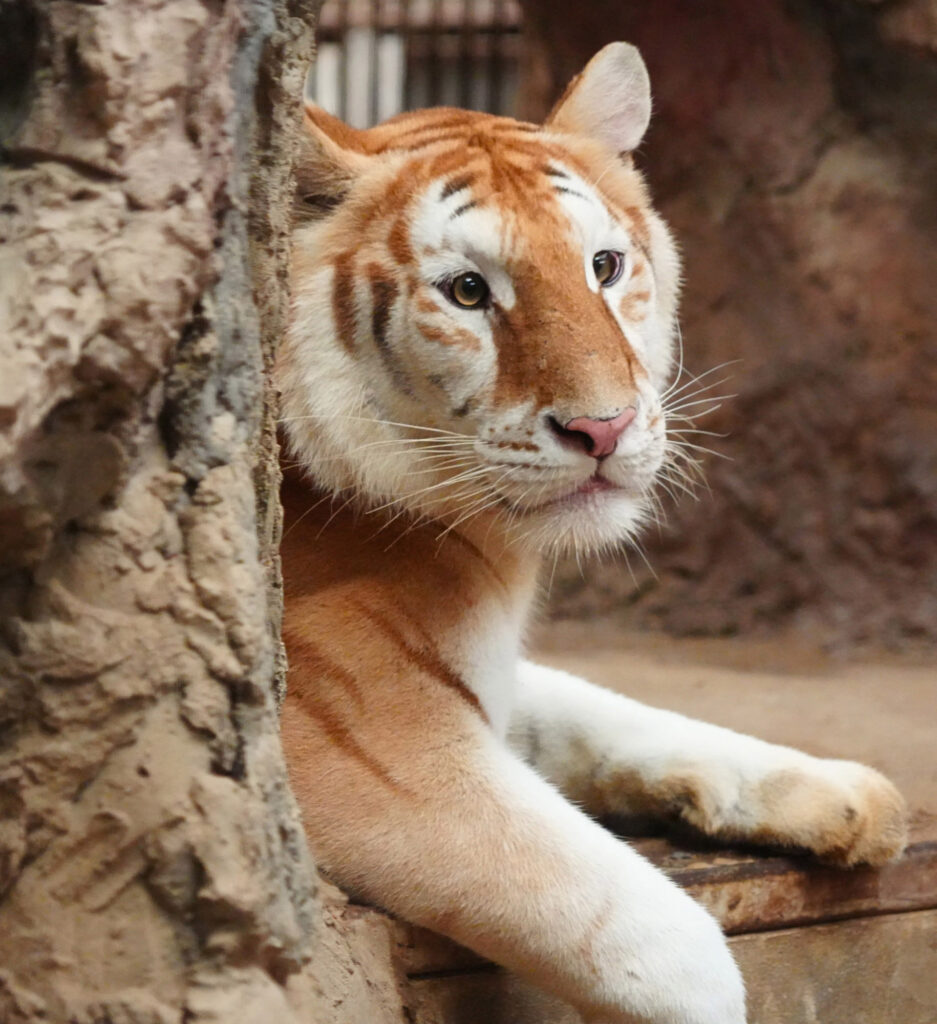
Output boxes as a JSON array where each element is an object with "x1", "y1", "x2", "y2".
[
  {"x1": 308, "y1": 0, "x2": 937, "y2": 650},
  {"x1": 310, "y1": 1, "x2": 522, "y2": 125}
]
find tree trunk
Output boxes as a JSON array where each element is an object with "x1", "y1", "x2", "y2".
[
  {"x1": 0, "y1": 1, "x2": 324, "y2": 1020},
  {"x1": 520, "y1": 0, "x2": 937, "y2": 645}
]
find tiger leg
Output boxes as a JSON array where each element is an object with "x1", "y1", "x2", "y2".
[
  {"x1": 509, "y1": 660, "x2": 907, "y2": 866},
  {"x1": 282, "y1": 694, "x2": 745, "y2": 1024}
]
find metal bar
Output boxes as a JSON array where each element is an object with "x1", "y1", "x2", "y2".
[
  {"x1": 427, "y1": 0, "x2": 441, "y2": 108},
  {"x1": 313, "y1": 0, "x2": 525, "y2": 122},
  {"x1": 481, "y1": 0, "x2": 494, "y2": 113},
  {"x1": 318, "y1": 0, "x2": 521, "y2": 34},
  {"x1": 369, "y1": 0, "x2": 381, "y2": 126},
  {"x1": 336, "y1": 0, "x2": 348, "y2": 121},
  {"x1": 401, "y1": 0, "x2": 413, "y2": 109},
  {"x1": 458, "y1": 0, "x2": 472, "y2": 109},
  {"x1": 491, "y1": 0, "x2": 504, "y2": 115}
]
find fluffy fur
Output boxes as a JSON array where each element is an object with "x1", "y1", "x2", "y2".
[{"x1": 278, "y1": 43, "x2": 907, "y2": 1024}]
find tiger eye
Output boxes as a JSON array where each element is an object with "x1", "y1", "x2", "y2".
[
  {"x1": 450, "y1": 272, "x2": 490, "y2": 309},
  {"x1": 593, "y1": 250, "x2": 624, "y2": 287}
]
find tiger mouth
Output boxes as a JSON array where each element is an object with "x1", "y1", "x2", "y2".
[
  {"x1": 502, "y1": 472, "x2": 628, "y2": 514},
  {"x1": 570, "y1": 474, "x2": 619, "y2": 497}
]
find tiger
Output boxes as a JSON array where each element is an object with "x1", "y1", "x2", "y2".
[{"x1": 277, "y1": 42, "x2": 907, "y2": 1024}]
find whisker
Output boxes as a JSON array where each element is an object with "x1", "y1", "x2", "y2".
[
  {"x1": 667, "y1": 439, "x2": 732, "y2": 461},
  {"x1": 302, "y1": 440, "x2": 479, "y2": 470},
  {"x1": 314, "y1": 491, "x2": 359, "y2": 540},
  {"x1": 349, "y1": 439, "x2": 477, "y2": 455},
  {"x1": 435, "y1": 486, "x2": 513, "y2": 541},
  {"x1": 655, "y1": 476, "x2": 683, "y2": 506},
  {"x1": 367, "y1": 503, "x2": 420, "y2": 545},
  {"x1": 342, "y1": 416, "x2": 474, "y2": 439},
  {"x1": 281, "y1": 489, "x2": 334, "y2": 540},
  {"x1": 661, "y1": 359, "x2": 741, "y2": 401},
  {"x1": 383, "y1": 480, "x2": 499, "y2": 551},
  {"x1": 278, "y1": 412, "x2": 475, "y2": 441},
  {"x1": 629, "y1": 537, "x2": 658, "y2": 581},
  {"x1": 667, "y1": 427, "x2": 729, "y2": 439},
  {"x1": 664, "y1": 392, "x2": 734, "y2": 414},
  {"x1": 663, "y1": 450, "x2": 707, "y2": 480},
  {"x1": 365, "y1": 467, "x2": 498, "y2": 515},
  {"x1": 665, "y1": 408, "x2": 726, "y2": 428},
  {"x1": 657, "y1": 469, "x2": 701, "y2": 502},
  {"x1": 546, "y1": 547, "x2": 561, "y2": 595}
]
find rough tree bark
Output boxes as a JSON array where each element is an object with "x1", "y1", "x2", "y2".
[
  {"x1": 0, "y1": 1, "x2": 326, "y2": 1020},
  {"x1": 520, "y1": 0, "x2": 937, "y2": 645}
]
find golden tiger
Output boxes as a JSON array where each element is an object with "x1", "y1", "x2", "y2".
[{"x1": 277, "y1": 43, "x2": 906, "y2": 1024}]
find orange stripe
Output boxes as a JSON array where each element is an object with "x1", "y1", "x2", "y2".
[
  {"x1": 285, "y1": 631, "x2": 366, "y2": 710},
  {"x1": 393, "y1": 132, "x2": 478, "y2": 154},
  {"x1": 416, "y1": 321, "x2": 480, "y2": 351},
  {"x1": 285, "y1": 634, "x2": 408, "y2": 793},
  {"x1": 294, "y1": 692, "x2": 408, "y2": 793},
  {"x1": 367, "y1": 264, "x2": 411, "y2": 393},
  {"x1": 331, "y1": 252, "x2": 357, "y2": 353},
  {"x1": 387, "y1": 213, "x2": 413, "y2": 265},
  {"x1": 442, "y1": 530, "x2": 510, "y2": 596},
  {"x1": 348, "y1": 600, "x2": 489, "y2": 723}
]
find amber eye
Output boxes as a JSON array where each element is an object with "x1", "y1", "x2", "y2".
[
  {"x1": 593, "y1": 250, "x2": 624, "y2": 287},
  {"x1": 446, "y1": 272, "x2": 490, "y2": 309}
]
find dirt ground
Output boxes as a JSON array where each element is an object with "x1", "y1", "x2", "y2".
[{"x1": 532, "y1": 621, "x2": 936, "y2": 827}]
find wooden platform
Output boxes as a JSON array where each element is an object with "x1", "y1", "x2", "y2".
[{"x1": 295, "y1": 632, "x2": 937, "y2": 1023}]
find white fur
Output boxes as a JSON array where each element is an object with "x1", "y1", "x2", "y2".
[
  {"x1": 510, "y1": 661, "x2": 827, "y2": 814},
  {"x1": 466, "y1": 740, "x2": 746, "y2": 1024},
  {"x1": 510, "y1": 660, "x2": 904, "y2": 863}
]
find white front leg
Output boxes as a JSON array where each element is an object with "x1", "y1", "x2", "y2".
[
  {"x1": 285, "y1": 679, "x2": 746, "y2": 1024},
  {"x1": 465, "y1": 743, "x2": 747, "y2": 1024},
  {"x1": 510, "y1": 660, "x2": 907, "y2": 866}
]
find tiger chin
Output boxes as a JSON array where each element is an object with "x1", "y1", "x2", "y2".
[{"x1": 277, "y1": 42, "x2": 907, "y2": 1024}]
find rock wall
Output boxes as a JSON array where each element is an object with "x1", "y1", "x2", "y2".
[
  {"x1": 520, "y1": 0, "x2": 937, "y2": 644},
  {"x1": 0, "y1": 1, "x2": 331, "y2": 1020}
]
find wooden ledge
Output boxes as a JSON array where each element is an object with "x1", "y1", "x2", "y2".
[{"x1": 634, "y1": 820, "x2": 937, "y2": 936}]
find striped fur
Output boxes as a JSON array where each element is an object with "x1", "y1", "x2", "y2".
[
  {"x1": 282, "y1": 64, "x2": 680, "y2": 558},
  {"x1": 279, "y1": 43, "x2": 906, "y2": 1024}
]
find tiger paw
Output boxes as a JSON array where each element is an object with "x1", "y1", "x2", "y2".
[{"x1": 749, "y1": 759, "x2": 908, "y2": 867}]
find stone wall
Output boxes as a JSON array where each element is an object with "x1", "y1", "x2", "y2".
[{"x1": 0, "y1": 2, "x2": 330, "y2": 1019}]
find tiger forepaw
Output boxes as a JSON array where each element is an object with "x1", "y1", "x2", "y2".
[{"x1": 751, "y1": 759, "x2": 908, "y2": 867}]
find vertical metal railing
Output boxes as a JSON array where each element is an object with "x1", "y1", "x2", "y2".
[{"x1": 309, "y1": 0, "x2": 523, "y2": 127}]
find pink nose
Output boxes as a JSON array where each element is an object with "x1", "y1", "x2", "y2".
[{"x1": 563, "y1": 409, "x2": 637, "y2": 458}]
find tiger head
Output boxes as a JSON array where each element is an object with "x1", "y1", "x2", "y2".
[{"x1": 280, "y1": 43, "x2": 682, "y2": 556}]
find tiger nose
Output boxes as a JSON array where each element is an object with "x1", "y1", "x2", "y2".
[{"x1": 551, "y1": 408, "x2": 637, "y2": 458}]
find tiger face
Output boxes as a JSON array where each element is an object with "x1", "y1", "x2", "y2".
[{"x1": 281, "y1": 44, "x2": 681, "y2": 555}]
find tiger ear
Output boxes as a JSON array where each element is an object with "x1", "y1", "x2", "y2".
[
  {"x1": 294, "y1": 105, "x2": 370, "y2": 220},
  {"x1": 545, "y1": 43, "x2": 651, "y2": 157}
]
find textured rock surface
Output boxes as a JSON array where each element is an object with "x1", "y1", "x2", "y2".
[
  {"x1": 519, "y1": 0, "x2": 937, "y2": 644},
  {"x1": 0, "y1": 1, "x2": 326, "y2": 1020}
]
